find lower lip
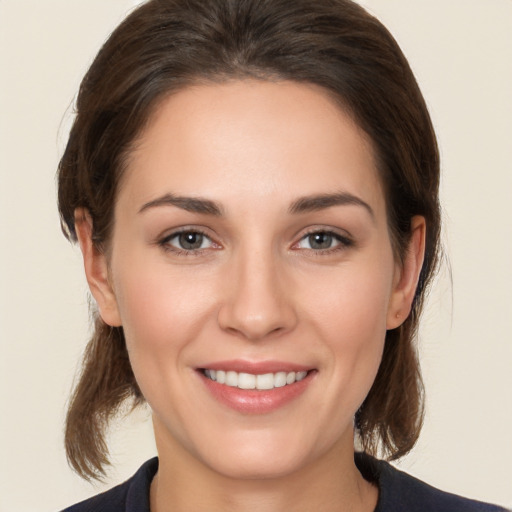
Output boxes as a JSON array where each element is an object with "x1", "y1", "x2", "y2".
[{"x1": 199, "y1": 371, "x2": 315, "y2": 414}]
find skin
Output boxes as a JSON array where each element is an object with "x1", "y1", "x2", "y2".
[{"x1": 76, "y1": 80, "x2": 425, "y2": 512}]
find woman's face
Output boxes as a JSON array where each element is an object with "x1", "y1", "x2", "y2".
[{"x1": 84, "y1": 80, "x2": 420, "y2": 479}]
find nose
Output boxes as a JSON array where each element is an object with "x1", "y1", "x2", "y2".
[{"x1": 217, "y1": 248, "x2": 298, "y2": 341}]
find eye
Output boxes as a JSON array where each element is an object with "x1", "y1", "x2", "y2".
[
  {"x1": 161, "y1": 230, "x2": 215, "y2": 252},
  {"x1": 295, "y1": 230, "x2": 352, "y2": 251}
]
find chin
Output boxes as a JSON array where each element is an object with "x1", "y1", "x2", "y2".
[
  {"x1": 186, "y1": 419, "x2": 353, "y2": 482},
  {"x1": 203, "y1": 444, "x2": 310, "y2": 481}
]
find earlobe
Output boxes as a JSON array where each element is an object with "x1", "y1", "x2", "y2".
[
  {"x1": 74, "y1": 208, "x2": 122, "y2": 327},
  {"x1": 386, "y1": 216, "x2": 426, "y2": 330}
]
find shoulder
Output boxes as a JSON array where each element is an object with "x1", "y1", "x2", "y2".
[
  {"x1": 60, "y1": 458, "x2": 158, "y2": 512},
  {"x1": 355, "y1": 453, "x2": 509, "y2": 512}
]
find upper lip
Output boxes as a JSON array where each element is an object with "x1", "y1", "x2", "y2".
[{"x1": 197, "y1": 359, "x2": 313, "y2": 374}]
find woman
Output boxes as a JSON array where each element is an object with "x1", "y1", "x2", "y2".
[{"x1": 57, "y1": 0, "x2": 508, "y2": 510}]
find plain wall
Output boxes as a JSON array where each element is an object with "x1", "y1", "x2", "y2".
[{"x1": 0, "y1": 1, "x2": 511, "y2": 510}]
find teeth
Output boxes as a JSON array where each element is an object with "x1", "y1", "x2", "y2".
[
  {"x1": 203, "y1": 369, "x2": 309, "y2": 390},
  {"x1": 256, "y1": 373, "x2": 275, "y2": 390},
  {"x1": 225, "y1": 371, "x2": 238, "y2": 387},
  {"x1": 274, "y1": 372, "x2": 287, "y2": 388},
  {"x1": 238, "y1": 372, "x2": 256, "y2": 389}
]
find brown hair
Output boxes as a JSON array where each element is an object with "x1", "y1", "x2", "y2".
[{"x1": 58, "y1": 0, "x2": 440, "y2": 480}]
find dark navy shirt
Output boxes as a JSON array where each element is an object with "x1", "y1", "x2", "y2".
[{"x1": 61, "y1": 455, "x2": 510, "y2": 511}]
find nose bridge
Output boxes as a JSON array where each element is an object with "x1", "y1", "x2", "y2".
[{"x1": 218, "y1": 239, "x2": 296, "y2": 340}]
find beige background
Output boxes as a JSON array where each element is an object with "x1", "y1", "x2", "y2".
[{"x1": 1, "y1": 0, "x2": 511, "y2": 510}]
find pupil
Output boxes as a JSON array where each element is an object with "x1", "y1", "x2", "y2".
[
  {"x1": 179, "y1": 232, "x2": 203, "y2": 250},
  {"x1": 309, "y1": 233, "x2": 332, "y2": 249}
]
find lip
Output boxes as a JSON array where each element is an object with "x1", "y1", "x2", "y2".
[
  {"x1": 198, "y1": 359, "x2": 312, "y2": 374},
  {"x1": 196, "y1": 360, "x2": 316, "y2": 414}
]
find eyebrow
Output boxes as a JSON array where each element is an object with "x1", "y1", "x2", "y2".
[
  {"x1": 138, "y1": 191, "x2": 374, "y2": 218},
  {"x1": 138, "y1": 193, "x2": 223, "y2": 216},
  {"x1": 288, "y1": 192, "x2": 374, "y2": 219}
]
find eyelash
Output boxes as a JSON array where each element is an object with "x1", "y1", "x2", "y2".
[
  {"x1": 157, "y1": 228, "x2": 354, "y2": 256},
  {"x1": 158, "y1": 228, "x2": 217, "y2": 256},
  {"x1": 292, "y1": 229, "x2": 354, "y2": 255}
]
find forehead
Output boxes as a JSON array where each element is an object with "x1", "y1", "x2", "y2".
[{"x1": 121, "y1": 80, "x2": 385, "y2": 218}]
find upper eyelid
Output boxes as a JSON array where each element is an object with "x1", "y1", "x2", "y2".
[
  {"x1": 295, "y1": 226, "x2": 353, "y2": 241},
  {"x1": 159, "y1": 226, "x2": 214, "y2": 241}
]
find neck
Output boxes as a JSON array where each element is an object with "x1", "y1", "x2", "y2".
[{"x1": 150, "y1": 422, "x2": 377, "y2": 512}]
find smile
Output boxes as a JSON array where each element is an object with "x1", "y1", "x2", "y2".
[
  {"x1": 202, "y1": 369, "x2": 308, "y2": 390},
  {"x1": 198, "y1": 362, "x2": 315, "y2": 413}
]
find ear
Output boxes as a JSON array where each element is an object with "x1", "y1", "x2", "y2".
[
  {"x1": 74, "y1": 208, "x2": 122, "y2": 327},
  {"x1": 386, "y1": 216, "x2": 426, "y2": 329}
]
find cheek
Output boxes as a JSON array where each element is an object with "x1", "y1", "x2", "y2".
[
  {"x1": 110, "y1": 264, "x2": 218, "y2": 425},
  {"x1": 306, "y1": 260, "x2": 394, "y2": 342},
  {"x1": 302, "y1": 258, "x2": 395, "y2": 400},
  {"x1": 324, "y1": 282, "x2": 388, "y2": 384},
  {"x1": 111, "y1": 256, "x2": 216, "y2": 363}
]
